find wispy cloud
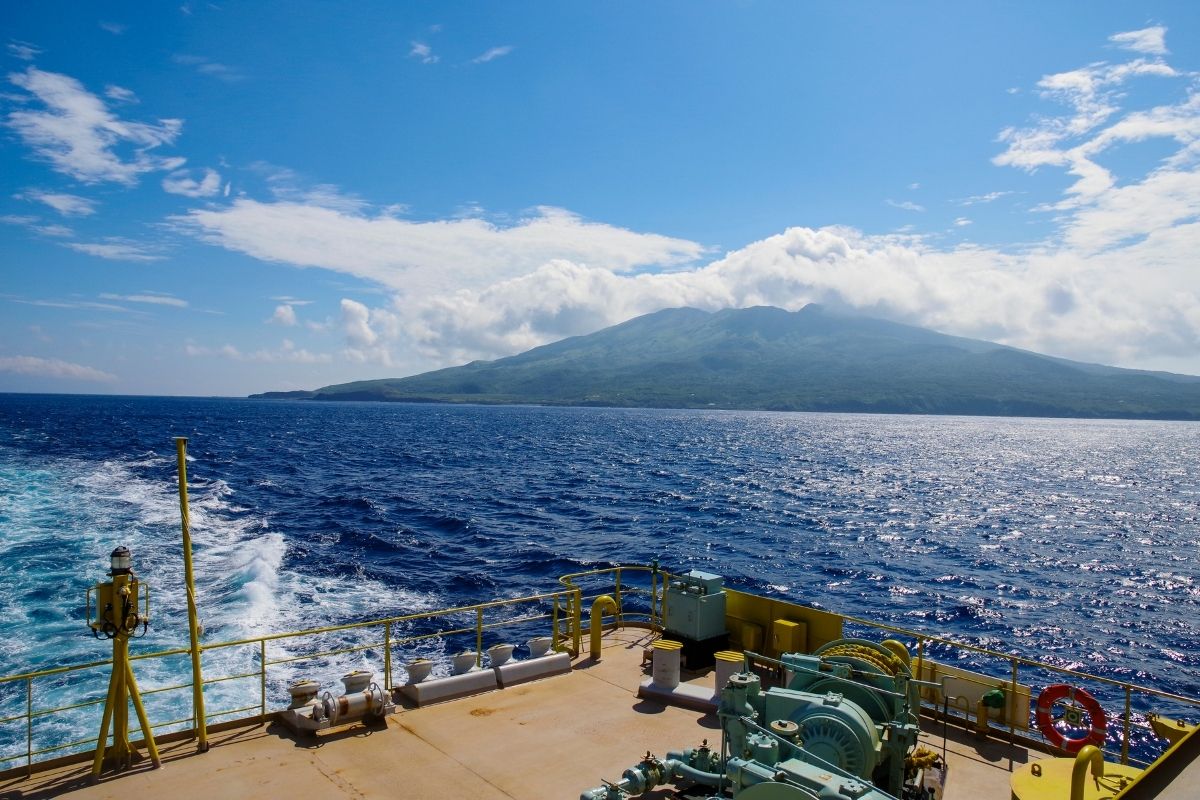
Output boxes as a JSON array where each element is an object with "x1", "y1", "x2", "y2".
[
  {"x1": 1, "y1": 213, "x2": 74, "y2": 238},
  {"x1": 472, "y1": 45, "x2": 514, "y2": 64},
  {"x1": 952, "y1": 217, "x2": 972, "y2": 227},
  {"x1": 162, "y1": 167, "x2": 222, "y2": 197},
  {"x1": 0, "y1": 355, "x2": 115, "y2": 382},
  {"x1": 65, "y1": 239, "x2": 163, "y2": 261},
  {"x1": 18, "y1": 190, "x2": 98, "y2": 216},
  {"x1": 99, "y1": 21, "x2": 127, "y2": 35},
  {"x1": 1109, "y1": 25, "x2": 1168, "y2": 55},
  {"x1": 886, "y1": 199, "x2": 925, "y2": 212},
  {"x1": 173, "y1": 54, "x2": 242, "y2": 82},
  {"x1": 957, "y1": 190, "x2": 1016, "y2": 206},
  {"x1": 6, "y1": 40, "x2": 41, "y2": 61},
  {"x1": 99, "y1": 292, "x2": 188, "y2": 308},
  {"x1": 104, "y1": 84, "x2": 138, "y2": 104},
  {"x1": 185, "y1": 340, "x2": 331, "y2": 363},
  {"x1": 6, "y1": 67, "x2": 183, "y2": 185},
  {"x1": 409, "y1": 41, "x2": 438, "y2": 64},
  {"x1": 270, "y1": 295, "x2": 314, "y2": 306}
]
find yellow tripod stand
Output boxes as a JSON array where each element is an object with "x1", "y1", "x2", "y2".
[{"x1": 88, "y1": 546, "x2": 161, "y2": 776}]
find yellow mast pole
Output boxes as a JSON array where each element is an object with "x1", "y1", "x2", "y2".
[{"x1": 175, "y1": 437, "x2": 209, "y2": 752}]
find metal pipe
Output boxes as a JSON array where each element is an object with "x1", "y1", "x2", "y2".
[
  {"x1": 1071, "y1": 745, "x2": 1105, "y2": 800},
  {"x1": 590, "y1": 595, "x2": 618, "y2": 660},
  {"x1": 174, "y1": 437, "x2": 209, "y2": 753}
]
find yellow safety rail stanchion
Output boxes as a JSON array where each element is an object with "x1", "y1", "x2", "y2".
[
  {"x1": 589, "y1": 595, "x2": 618, "y2": 660},
  {"x1": 175, "y1": 437, "x2": 209, "y2": 753}
]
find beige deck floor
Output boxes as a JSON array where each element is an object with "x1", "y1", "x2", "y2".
[{"x1": 0, "y1": 629, "x2": 1036, "y2": 800}]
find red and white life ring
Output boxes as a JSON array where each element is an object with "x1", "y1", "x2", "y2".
[{"x1": 1035, "y1": 683, "x2": 1107, "y2": 753}]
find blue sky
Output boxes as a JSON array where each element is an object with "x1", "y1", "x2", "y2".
[{"x1": 2, "y1": 2, "x2": 1199, "y2": 395}]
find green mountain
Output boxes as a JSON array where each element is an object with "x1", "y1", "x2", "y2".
[{"x1": 251, "y1": 305, "x2": 1200, "y2": 419}]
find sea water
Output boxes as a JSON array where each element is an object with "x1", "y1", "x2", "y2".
[{"x1": 0, "y1": 394, "x2": 1196, "y2": 761}]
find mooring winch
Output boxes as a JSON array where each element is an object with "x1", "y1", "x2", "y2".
[{"x1": 582, "y1": 636, "x2": 944, "y2": 800}]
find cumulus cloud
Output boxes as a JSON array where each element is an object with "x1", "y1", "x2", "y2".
[
  {"x1": 472, "y1": 46, "x2": 514, "y2": 64},
  {"x1": 6, "y1": 67, "x2": 183, "y2": 185},
  {"x1": 0, "y1": 355, "x2": 115, "y2": 382},
  {"x1": 162, "y1": 167, "x2": 221, "y2": 197},
  {"x1": 1109, "y1": 26, "x2": 1168, "y2": 55},
  {"x1": 171, "y1": 203, "x2": 706, "y2": 296},
  {"x1": 381, "y1": 218, "x2": 1200, "y2": 375},
  {"x1": 269, "y1": 303, "x2": 297, "y2": 325}
]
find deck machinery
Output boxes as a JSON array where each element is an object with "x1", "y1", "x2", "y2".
[{"x1": 583, "y1": 638, "x2": 939, "y2": 800}]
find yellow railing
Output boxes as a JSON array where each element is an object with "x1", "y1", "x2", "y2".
[
  {"x1": 832, "y1": 610, "x2": 1200, "y2": 768},
  {"x1": 0, "y1": 577, "x2": 637, "y2": 777},
  {"x1": 1, "y1": 565, "x2": 1195, "y2": 778}
]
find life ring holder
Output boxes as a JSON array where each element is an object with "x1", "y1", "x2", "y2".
[{"x1": 1035, "y1": 683, "x2": 1107, "y2": 753}]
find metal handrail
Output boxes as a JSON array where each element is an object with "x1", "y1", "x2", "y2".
[{"x1": 1, "y1": 564, "x2": 1196, "y2": 778}]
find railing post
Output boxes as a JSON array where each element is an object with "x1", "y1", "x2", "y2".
[
  {"x1": 552, "y1": 594, "x2": 560, "y2": 649},
  {"x1": 572, "y1": 589, "x2": 582, "y2": 656},
  {"x1": 614, "y1": 568, "x2": 623, "y2": 628},
  {"x1": 259, "y1": 639, "x2": 267, "y2": 721},
  {"x1": 1122, "y1": 685, "x2": 1132, "y2": 765},
  {"x1": 476, "y1": 608, "x2": 484, "y2": 668},
  {"x1": 1009, "y1": 658, "x2": 1019, "y2": 771},
  {"x1": 25, "y1": 677, "x2": 32, "y2": 779},
  {"x1": 384, "y1": 621, "x2": 392, "y2": 690},
  {"x1": 651, "y1": 569, "x2": 658, "y2": 630}
]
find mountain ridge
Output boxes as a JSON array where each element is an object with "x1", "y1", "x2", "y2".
[{"x1": 250, "y1": 305, "x2": 1200, "y2": 420}]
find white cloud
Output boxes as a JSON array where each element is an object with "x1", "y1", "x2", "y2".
[
  {"x1": 1109, "y1": 26, "x2": 1168, "y2": 55},
  {"x1": 162, "y1": 167, "x2": 221, "y2": 197},
  {"x1": 100, "y1": 292, "x2": 188, "y2": 307},
  {"x1": 172, "y1": 54, "x2": 242, "y2": 82},
  {"x1": 270, "y1": 295, "x2": 313, "y2": 306},
  {"x1": 6, "y1": 67, "x2": 183, "y2": 185},
  {"x1": 270, "y1": 303, "x2": 297, "y2": 326},
  {"x1": 65, "y1": 239, "x2": 162, "y2": 261},
  {"x1": 472, "y1": 46, "x2": 514, "y2": 64},
  {"x1": 953, "y1": 217, "x2": 972, "y2": 227},
  {"x1": 104, "y1": 84, "x2": 138, "y2": 104},
  {"x1": 7, "y1": 41, "x2": 41, "y2": 61},
  {"x1": 171, "y1": 202, "x2": 706, "y2": 297},
  {"x1": 34, "y1": 223, "x2": 73, "y2": 237},
  {"x1": 99, "y1": 22, "x2": 127, "y2": 35},
  {"x1": 389, "y1": 218, "x2": 1200, "y2": 375},
  {"x1": 886, "y1": 199, "x2": 925, "y2": 212},
  {"x1": 19, "y1": 190, "x2": 97, "y2": 216},
  {"x1": 0, "y1": 355, "x2": 115, "y2": 382},
  {"x1": 957, "y1": 191, "x2": 1016, "y2": 206},
  {"x1": 341, "y1": 299, "x2": 376, "y2": 346},
  {"x1": 409, "y1": 42, "x2": 438, "y2": 64},
  {"x1": 184, "y1": 341, "x2": 331, "y2": 363}
]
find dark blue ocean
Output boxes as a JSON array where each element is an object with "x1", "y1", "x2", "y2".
[{"x1": 0, "y1": 394, "x2": 1197, "y2": 761}]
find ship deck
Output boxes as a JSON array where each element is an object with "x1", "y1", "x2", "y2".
[{"x1": 0, "y1": 628, "x2": 1045, "y2": 800}]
